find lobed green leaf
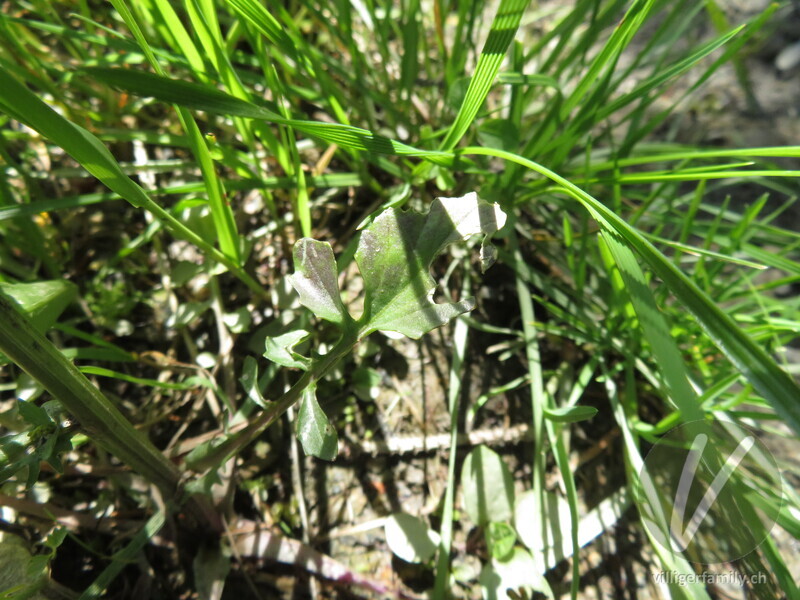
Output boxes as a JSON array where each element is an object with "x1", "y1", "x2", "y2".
[{"x1": 356, "y1": 192, "x2": 507, "y2": 338}]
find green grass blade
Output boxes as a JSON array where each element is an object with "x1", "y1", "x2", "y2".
[
  {"x1": 439, "y1": 0, "x2": 530, "y2": 151},
  {"x1": 559, "y1": 0, "x2": 656, "y2": 120},
  {"x1": 78, "y1": 510, "x2": 166, "y2": 600},
  {"x1": 463, "y1": 146, "x2": 800, "y2": 437},
  {"x1": 588, "y1": 146, "x2": 800, "y2": 173},
  {"x1": 0, "y1": 65, "x2": 264, "y2": 297},
  {"x1": 433, "y1": 307, "x2": 470, "y2": 599},
  {"x1": 85, "y1": 67, "x2": 451, "y2": 161},
  {"x1": 546, "y1": 421, "x2": 580, "y2": 600},
  {"x1": 148, "y1": 0, "x2": 207, "y2": 77},
  {"x1": 506, "y1": 225, "x2": 551, "y2": 594},
  {"x1": 88, "y1": 65, "x2": 280, "y2": 117},
  {"x1": 109, "y1": 0, "x2": 241, "y2": 263},
  {"x1": 596, "y1": 26, "x2": 742, "y2": 122},
  {"x1": 225, "y1": 0, "x2": 298, "y2": 68},
  {"x1": 79, "y1": 366, "x2": 213, "y2": 391},
  {"x1": 400, "y1": 0, "x2": 421, "y2": 105},
  {"x1": 598, "y1": 231, "x2": 702, "y2": 420}
]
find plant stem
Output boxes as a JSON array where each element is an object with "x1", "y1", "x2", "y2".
[
  {"x1": 0, "y1": 291, "x2": 220, "y2": 530},
  {"x1": 188, "y1": 328, "x2": 360, "y2": 472},
  {"x1": 433, "y1": 285, "x2": 470, "y2": 599}
]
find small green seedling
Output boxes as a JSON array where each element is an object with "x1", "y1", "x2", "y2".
[
  {"x1": 187, "y1": 193, "x2": 505, "y2": 471},
  {"x1": 271, "y1": 192, "x2": 506, "y2": 460}
]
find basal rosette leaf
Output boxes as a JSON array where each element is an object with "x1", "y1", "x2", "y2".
[{"x1": 355, "y1": 192, "x2": 506, "y2": 338}]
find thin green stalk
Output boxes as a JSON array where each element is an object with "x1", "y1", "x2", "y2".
[
  {"x1": 0, "y1": 291, "x2": 219, "y2": 529},
  {"x1": 433, "y1": 279, "x2": 470, "y2": 599},
  {"x1": 508, "y1": 223, "x2": 554, "y2": 592},
  {"x1": 188, "y1": 327, "x2": 359, "y2": 472},
  {"x1": 545, "y1": 416, "x2": 580, "y2": 600},
  {"x1": 507, "y1": 226, "x2": 546, "y2": 492},
  {"x1": 587, "y1": 146, "x2": 800, "y2": 172}
]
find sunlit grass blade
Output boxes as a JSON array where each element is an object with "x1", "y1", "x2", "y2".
[
  {"x1": 558, "y1": 0, "x2": 656, "y2": 120},
  {"x1": 464, "y1": 146, "x2": 800, "y2": 438},
  {"x1": 145, "y1": 0, "x2": 207, "y2": 78},
  {"x1": 645, "y1": 236, "x2": 767, "y2": 270},
  {"x1": 85, "y1": 67, "x2": 452, "y2": 161},
  {"x1": 225, "y1": 0, "x2": 349, "y2": 125},
  {"x1": 542, "y1": 376, "x2": 582, "y2": 599},
  {"x1": 439, "y1": 0, "x2": 530, "y2": 151},
  {"x1": 433, "y1": 303, "x2": 470, "y2": 599},
  {"x1": 0, "y1": 65, "x2": 264, "y2": 297},
  {"x1": 600, "y1": 169, "x2": 800, "y2": 184},
  {"x1": 595, "y1": 26, "x2": 742, "y2": 123},
  {"x1": 109, "y1": 0, "x2": 241, "y2": 263},
  {"x1": 586, "y1": 146, "x2": 800, "y2": 177},
  {"x1": 597, "y1": 232, "x2": 702, "y2": 421},
  {"x1": 224, "y1": 0, "x2": 298, "y2": 68},
  {"x1": 506, "y1": 226, "x2": 550, "y2": 594}
]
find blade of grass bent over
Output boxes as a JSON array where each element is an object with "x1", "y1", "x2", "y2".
[
  {"x1": 462, "y1": 146, "x2": 800, "y2": 438},
  {"x1": 85, "y1": 67, "x2": 452, "y2": 163}
]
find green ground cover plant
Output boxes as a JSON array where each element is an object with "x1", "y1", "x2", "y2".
[{"x1": 0, "y1": 0, "x2": 799, "y2": 598}]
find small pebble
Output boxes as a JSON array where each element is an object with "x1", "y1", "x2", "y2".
[{"x1": 776, "y1": 40, "x2": 800, "y2": 72}]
